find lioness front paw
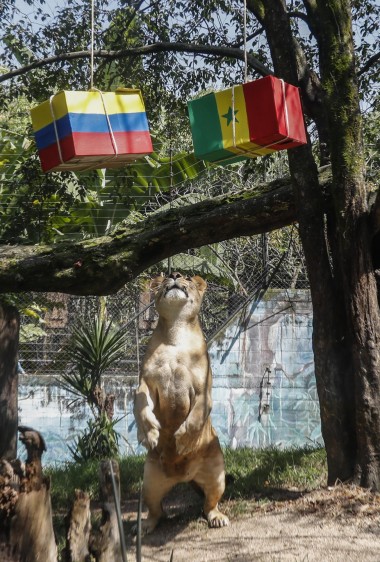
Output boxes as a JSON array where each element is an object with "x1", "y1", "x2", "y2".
[
  {"x1": 139, "y1": 427, "x2": 160, "y2": 450},
  {"x1": 146, "y1": 427, "x2": 160, "y2": 449}
]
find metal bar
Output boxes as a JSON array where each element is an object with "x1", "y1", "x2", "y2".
[
  {"x1": 136, "y1": 483, "x2": 143, "y2": 562},
  {"x1": 109, "y1": 460, "x2": 128, "y2": 562}
]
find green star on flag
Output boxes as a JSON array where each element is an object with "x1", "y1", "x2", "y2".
[{"x1": 222, "y1": 106, "x2": 239, "y2": 126}]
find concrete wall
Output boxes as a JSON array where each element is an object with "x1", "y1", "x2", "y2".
[
  {"x1": 18, "y1": 290, "x2": 321, "y2": 465},
  {"x1": 210, "y1": 289, "x2": 321, "y2": 450},
  {"x1": 18, "y1": 375, "x2": 137, "y2": 465}
]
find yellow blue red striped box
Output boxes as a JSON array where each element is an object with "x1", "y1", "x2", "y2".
[
  {"x1": 188, "y1": 76, "x2": 307, "y2": 164},
  {"x1": 31, "y1": 88, "x2": 153, "y2": 172}
]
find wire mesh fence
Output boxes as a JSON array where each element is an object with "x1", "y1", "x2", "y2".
[{"x1": 17, "y1": 231, "x2": 309, "y2": 380}]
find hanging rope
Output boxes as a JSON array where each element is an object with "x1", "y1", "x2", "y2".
[
  {"x1": 243, "y1": 0, "x2": 248, "y2": 83},
  {"x1": 90, "y1": 0, "x2": 95, "y2": 89},
  {"x1": 167, "y1": 140, "x2": 173, "y2": 275}
]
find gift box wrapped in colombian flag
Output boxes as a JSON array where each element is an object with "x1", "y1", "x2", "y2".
[
  {"x1": 31, "y1": 88, "x2": 153, "y2": 172},
  {"x1": 188, "y1": 76, "x2": 307, "y2": 164}
]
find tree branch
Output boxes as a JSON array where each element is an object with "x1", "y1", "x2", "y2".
[
  {"x1": 0, "y1": 176, "x2": 297, "y2": 296},
  {"x1": 0, "y1": 169, "x2": 333, "y2": 296},
  {"x1": 229, "y1": 28, "x2": 264, "y2": 48},
  {"x1": 0, "y1": 42, "x2": 272, "y2": 84},
  {"x1": 287, "y1": 10, "x2": 311, "y2": 26},
  {"x1": 358, "y1": 51, "x2": 380, "y2": 77}
]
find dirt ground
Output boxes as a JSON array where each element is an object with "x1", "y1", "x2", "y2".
[{"x1": 123, "y1": 484, "x2": 380, "y2": 561}]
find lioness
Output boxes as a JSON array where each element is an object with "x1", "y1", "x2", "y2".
[{"x1": 134, "y1": 272, "x2": 229, "y2": 533}]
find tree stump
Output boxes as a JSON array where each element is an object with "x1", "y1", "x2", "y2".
[
  {"x1": 90, "y1": 460, "x2": 125, "y2": 562},
  {"x1": 64, "y1": 489, "x2": 92, "y2": 562},
  {"x1": 0, "y1": 303, "x2": 19, "y2": 460},
  {"x1": 0, "y1": 427, "x2": 57, "y2": 562}
]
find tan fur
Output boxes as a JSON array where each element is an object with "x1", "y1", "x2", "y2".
[{"x1": 134, "y1": 272, "x2": 229, "y2": 533}]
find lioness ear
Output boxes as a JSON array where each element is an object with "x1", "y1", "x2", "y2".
[
  {"x1": 192, "y1": 275, "x2": 207, "y2": 294},
  {"x1": 150, "y1": 275, "x2": 165, "y2": 292}
]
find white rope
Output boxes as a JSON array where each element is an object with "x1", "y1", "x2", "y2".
[
  {"x1": 90, "y1": 0, "x2": 95, "y2": 89},
  {"x1": 167, "y1": 142, "x2": 173, "y2": 275},
  {"x1": 90, "y1": 87, "x2": 119, "y2": 158},
  {"x1": 280, "y1": 78, "x2": 290, "y2": 140},
  {"x1": 49, "y1": 94, "x2": 64, "y2": 164},
  {"x1": 243, "y1": 0, "x2": 248, "y2": 83}
]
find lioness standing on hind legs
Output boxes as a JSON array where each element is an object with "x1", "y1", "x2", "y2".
[{"x1": 134, "y1": 272, "x2": 229, "y2": 533}]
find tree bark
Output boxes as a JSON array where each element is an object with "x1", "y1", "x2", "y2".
[
  {"x1": 0, "y1": 176, "x2": 300, "y2": 295},
  {"x1": 0, "y1": 428, "x2": 58, "y2": 562},
  {"x1": 90, "y1": 460, "x2": 125, "y2": 562},
  {"x1": 64, "y1": 490, "x2": 92, "y2": 562},
  {"x1": 251, "y1": 0, "x2": 380, "y2": 489},
  {"x1": 0, "y1": 304, "x2": 19, "y2": 460},
  {"x1": 315, "y1": 0, "x2": 380, "y2": 490},
  {"x1": 251, "y1": 0, "x2": 358, "y2": 483},
  {"x1": 10, "y1": 487, "x2": 57, "y2": 562}
]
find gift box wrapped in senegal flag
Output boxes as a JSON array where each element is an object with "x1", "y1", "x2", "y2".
[
  {"x1": 31, "y1": 88, "x2": 153, "y2": 172},
  {"x1": 188, "y1": 76, "x2": 307, "y2": 164}
]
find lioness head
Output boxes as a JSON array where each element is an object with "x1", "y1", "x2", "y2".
[{"x1": 150, "y1": 272, "x2": 207, "y2": 321}]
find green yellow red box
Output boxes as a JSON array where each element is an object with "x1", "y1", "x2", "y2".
[{"x1": 188, "y1": 76, "x2": 307, "y2": 164}]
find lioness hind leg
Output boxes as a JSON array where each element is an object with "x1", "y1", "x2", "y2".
[
  {"x1": 202, "y1": 474, "x2": 230, "y2": 528},
  {"x1": 193, "y1": 444, "x2": 229, "y2": 528},
  {"x1": 139, "y1": 457, "x2": 176, "y2": 534}
]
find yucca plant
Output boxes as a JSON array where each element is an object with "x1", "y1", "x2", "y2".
[
  {"x1": 61, "y1": 315, "x2": 128, "y2": 460},
  {"x1": 62, "y1": 315, "x2": 127, "y2": 413},
  {"x1": 69, "y1": 414, "x2": 121, "y2": 462}
]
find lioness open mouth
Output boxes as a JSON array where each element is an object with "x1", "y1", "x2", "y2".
[{"x1": 165, "y1": 285, "x2": 188, "y2": 297}]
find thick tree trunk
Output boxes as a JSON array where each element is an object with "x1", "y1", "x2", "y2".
[
  {"x1": 315, "y1": 0, "x2": 380, "y2": 489},
  {"x1": 289, "y1": 149, "x2": 357, "y2": 483},
  {"x1": 0, "y1": 304, "x2": 19, "y2": 460},
  {"x1": 254, "y1": 0, "x2": 357, "y2": 484},
  {"x1": 255, "y1": 0, "x2": 380, "y2": 489}
]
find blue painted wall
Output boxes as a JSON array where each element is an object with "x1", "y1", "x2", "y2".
[
  {"x1": 18, "y1": 290, "x2": 321, "y2": 465},
  {"x1": 210, "y1": 290, "x2": 321, "y2": 450}
]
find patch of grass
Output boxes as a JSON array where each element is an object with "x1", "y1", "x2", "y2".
[
  {"x1": 46, "y1": 454, "x2": 146, "y2": 510},
  {"x1": 46, "y1": 447, "x2": 327, "y2": 554},
  {"x1": 47, "y1": 446, "x2": 326, "y2": 512},
  {"x1": 224, "y1": 445, "x2": 327, "y2": 499},
  {"x1": 119, "y1": 454, "x2": 146, "y2": 495},
  {"x1": 46, "y1": 460, "x2": 102, "y2": 510}
]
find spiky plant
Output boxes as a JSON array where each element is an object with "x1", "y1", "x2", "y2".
[
  {"x1": 69, "y1": 414, "x2": 121, "y2": 462},
  {"x1": 61, "y1": 315, "x2": 128, "y2": 460}
]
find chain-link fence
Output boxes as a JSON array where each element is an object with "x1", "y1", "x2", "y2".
[{"x1": 17, "y1": 230, "x2": 309, "y2": 379}]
